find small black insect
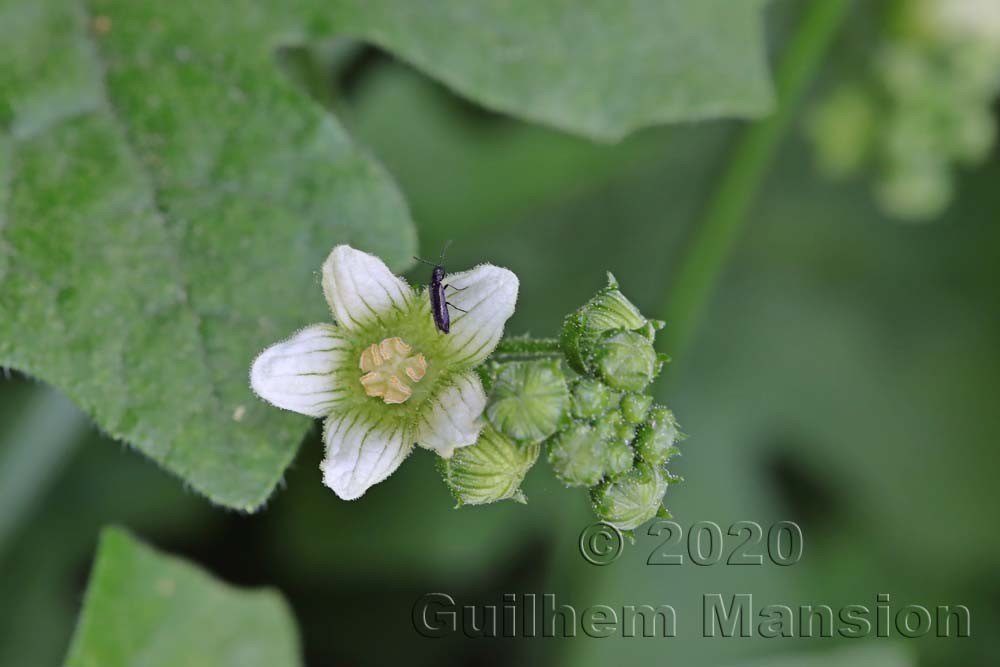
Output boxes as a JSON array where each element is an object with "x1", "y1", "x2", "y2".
[{"x1": 414, "y1": 241, "x2": 466, "y2": 334}]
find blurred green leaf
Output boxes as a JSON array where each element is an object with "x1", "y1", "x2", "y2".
[
  {"x1": 315, "y1": 0, "x2": 774, "y2": 140},
  {"x1": 339, "y1": 64, "x2": 671, "y2": 239},
  {"x1": 0, "y1": 385, "x2": 88, "y2": 555},
  {"x1": 0, "y1": 404, "x2": 214, "y2": 667},
  {"x1": 0, "y1": 0, "x2": 416, "y2": 510},
  {"x1": 64, "y1": 527, "x2": 301, "y2": 667}
]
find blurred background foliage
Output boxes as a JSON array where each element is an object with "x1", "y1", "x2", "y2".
[{"x1": 1, "y1": 0, "x2": 999, "y2": 665}]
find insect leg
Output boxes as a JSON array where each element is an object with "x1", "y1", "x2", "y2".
[{"x1": 446, "y1": 301, "x2": 469, "y2": 313}]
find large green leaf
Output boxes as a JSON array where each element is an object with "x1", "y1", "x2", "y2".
[
  {"x1": 318, "y1": 0, "x2": 774, "y2": 140},
  {"x1": 64, "y1": 527, "x2": 301, "y2": 667},
  {"x1": 0, "y1": 0, "x2": 773, "y2": 510},
  {"x1": 0, "y1": 0, "x2": 416, "y2": 510}
]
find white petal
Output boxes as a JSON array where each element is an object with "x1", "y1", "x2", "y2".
[
  {"x1": 416, "y1": 372, "x2": 487, "y2": 458},
  {"x1": 250, "y1": 324, "x2": 348, "y2": 417},
  {"x1": 322, "y1": 245, "x2": 413, "y2": 330},
  {"x1": 440, "y1": 264, "x2": 519, "y2": 366},
  {"x1": 321, "y1": 412, "x2": 412, "y2": 500}
]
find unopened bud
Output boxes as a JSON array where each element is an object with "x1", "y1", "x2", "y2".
[
  {"x1": 591, "y1": 461, "x2": 669, "y2": 531},
  {"x1": 547, "y1": 423, "x2": 607, "y2": 487},
  {"x1": 561, "y1": 273, "x2": 649, "y2": 376},
  {"x1": 439, "y1": 425, "x2": 539, "y2": 506},
  {"x1": 595, "y1": 411, "x2": 635, "y2": 476},
  {"x1": 594, "y1": 410, "x2": 632, "y2": 447},
  {"x1": 634, "y1": 407, "x2": 682, "y2": 466},
  {"x1": 605, "y1": 440, "x2": 635, "y2": 477},
  {"x1": 620, "y1": 393, "x2": 653, "y2": 425},
  {"x1": 570, "y1": 378, "x2": 618, "y2": 420},
  {"x1": 486, "y1": 360, "x2": 569, "y2": 442},
  {"x1": 594, "y1": 330, "x2": 658, "y2": 391}
]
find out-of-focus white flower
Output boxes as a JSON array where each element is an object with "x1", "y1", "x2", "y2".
[{"x1": 919, "y1": 0, "x2": 1000, "y2": 43}]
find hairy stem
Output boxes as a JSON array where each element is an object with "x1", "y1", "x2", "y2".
[
  {"x1": 492, "y1": 336, "x2": 562, "y2": 359},
  {"x1": 658, "y1": 0, "x2": 853, "y2": 360}
]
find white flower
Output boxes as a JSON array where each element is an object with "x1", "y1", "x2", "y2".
[{"x1": 250, "y1": 245, "x2": 518, "y2": 500}]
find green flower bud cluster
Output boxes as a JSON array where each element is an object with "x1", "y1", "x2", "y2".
[
  {"x1": 553, "y1": 274, "x2": 682, "y2": 529},
  {"x1": 440, "y1": 274, "x2": 684, "y2": 533},
  {"x1": 807, "y1": 0, "x2": 1000, "y2": 221}
]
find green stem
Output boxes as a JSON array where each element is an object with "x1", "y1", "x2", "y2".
[
  {"x1": 658, "y1": 0, "x2": 853, "y2": 360},
  {"x1": 493, "y1": 336, "x2": 562, "y2": 358}
]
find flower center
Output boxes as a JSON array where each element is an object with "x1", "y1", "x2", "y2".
[{"x1": 358, "y1": 336, "x2": 428, "y2": 404}]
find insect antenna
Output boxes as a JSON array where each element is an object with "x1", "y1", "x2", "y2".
[
  {"x1": 413, "y1": 240, "x2": 454, "y2": 268},
  {"x1": 438, "y1": 239, "x2": 453, "y2": 265}
]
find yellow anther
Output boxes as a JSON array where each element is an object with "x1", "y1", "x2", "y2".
[{"x1": 359, "y1": 337, "x2": 427, "y2": 404}]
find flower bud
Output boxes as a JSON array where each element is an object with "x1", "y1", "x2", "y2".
[
  {"x1": 593, "y1": 330, "x2": 658, "y2": 392},
  {"x1": 591, "y1": 461, "x2": 669, "y2": 531},
  {"x1": 634, "y1": 406, "x2": 681, "y2": 466},
  {"x1": 570, "y1": 378, "x2": 618, "y2": 420},
  {"x1": 439, "y1": 425, "x2": 539, "y2": 506},
  {"x1": 593, "y1": 410, "x2": 632, "y2": 446},
  {"x1": 594, "y1": 411, "x2": 636, "y2": 476},
  {"x1": 547, "y1": 423, "x2": 607, "y2": 487},
  {"x1": 594, "y1": 409, "x2": 624, "y2": 439},
  {"x1": 620, "y1": 393, "x2": 653, "y2": 425},
  {"x1": 561, "y1": 273, "x2": 648, "y2": 376},
  {"x1": 605, "y1": 441, "x2": 635, "y2": 477},
  {"x1": 577, "y1": 273, "x2": 647, "y2": 331},
  {"x1": 486, "y1": 360, "x2": 569, "y2": 442}
]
